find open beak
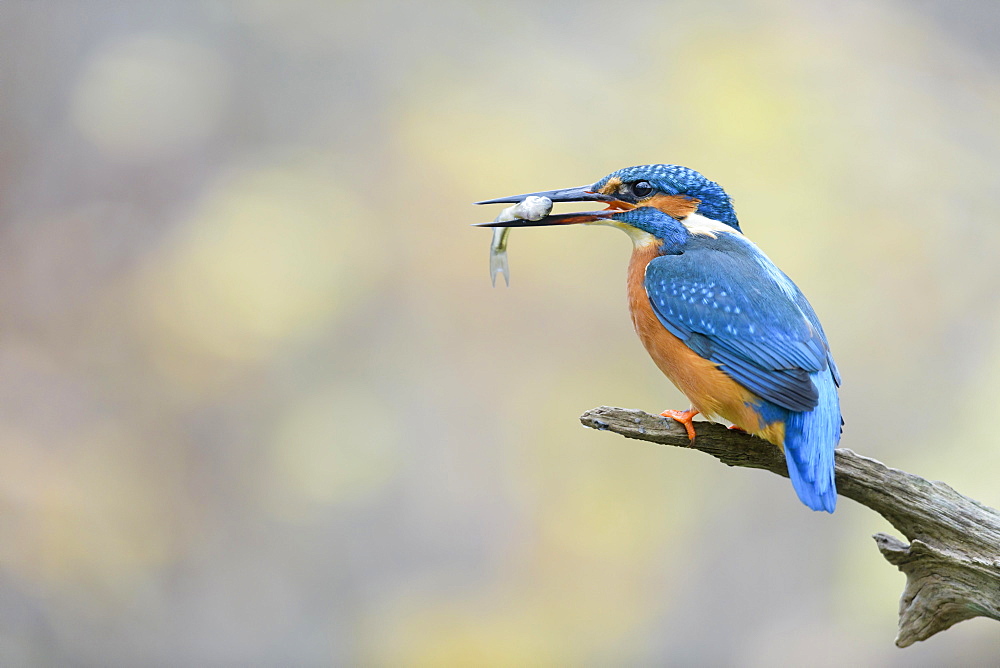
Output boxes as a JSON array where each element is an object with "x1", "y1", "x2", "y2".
[
  {"x1": 474, "y1": 185, "x2": 615, "y2": 206},
  {"x1": 473, "y1": 210, "x2": 613, "y2": 227}
]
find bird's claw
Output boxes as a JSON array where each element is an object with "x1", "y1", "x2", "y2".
[{"x1": 660, "y1": 409, "x2": 700, "y2": 440}]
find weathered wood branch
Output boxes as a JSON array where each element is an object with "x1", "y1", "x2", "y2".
[{"x1": 580, "y1": 406, "x2": 1000, "y2": 648}]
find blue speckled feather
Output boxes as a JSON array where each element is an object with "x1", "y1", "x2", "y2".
[
  {"x1": 643, "y1": 236, "x2": 830, "y2": 412},
  {"x1": 594, "y1": 164, "x2": 740, "y2": 229},
  {"x1": 639, "y1": 224, "x2": 841, "y2": 511}
]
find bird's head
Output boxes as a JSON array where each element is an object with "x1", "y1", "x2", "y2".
[{"x1": 476, "y1": 164, "x2": 739, "y2": 231}]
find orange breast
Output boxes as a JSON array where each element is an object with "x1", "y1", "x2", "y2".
[{"x1": 627, "y1": 244, "x2": 785, "y2": 444}]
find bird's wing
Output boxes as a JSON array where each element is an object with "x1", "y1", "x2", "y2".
[
  {"x1": 791, "y1": 289, "x2": 841, "y2": 387},
  {"x1": 644, "y1": 250, "x2": 831, "y2": 412}
]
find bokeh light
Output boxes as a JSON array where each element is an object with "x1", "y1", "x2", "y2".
[{"x1": 1, "y1": 0, "x2": 998, "y2": 664}]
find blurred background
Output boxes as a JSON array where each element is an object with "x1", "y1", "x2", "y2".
[{"x1": 1, "y1": 0, "x2": 999, "y2": 664}]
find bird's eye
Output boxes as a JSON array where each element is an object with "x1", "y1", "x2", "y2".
[{"x1": 631, "y1": 181, "x2": 653, "y2": 198}]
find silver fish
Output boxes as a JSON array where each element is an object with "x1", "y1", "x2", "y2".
[{"x1": 489, "y1": 195, "x2": 553, "y2": 287}]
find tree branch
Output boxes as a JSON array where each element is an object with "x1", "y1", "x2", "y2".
[{"x1": 580, "y1": 406, "x2": 1000, "y2": 647}]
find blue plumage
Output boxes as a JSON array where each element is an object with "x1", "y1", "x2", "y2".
[
  {"x1": 784, "y1": 370, "x2": 840, "y2": 512},
  {"x1": 642, "y1": 228, "x2": 828, "y2": 412},
  {"x1": 613, "y1": 207, "x2": 841, "y2": 512},
  {"x1": 595, "y1": 165, "x2": 741, "y2": 229}
]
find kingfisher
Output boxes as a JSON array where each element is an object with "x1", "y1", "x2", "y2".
[{"x1": 475, "y1": 164, "x2": 841, "y2": 512}]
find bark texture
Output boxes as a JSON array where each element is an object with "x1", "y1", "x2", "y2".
[{"x1": 580, "y1": 406, "x2": 1000, "y2": 647}]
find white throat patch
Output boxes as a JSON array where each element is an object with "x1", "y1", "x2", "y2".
[{"x1": 599, "y1": 220, "x2": 660, "y2": 248}]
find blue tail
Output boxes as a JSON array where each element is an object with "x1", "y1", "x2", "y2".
[{"x1": 783, "y1": 369, "x2": 841, "y2": 512}]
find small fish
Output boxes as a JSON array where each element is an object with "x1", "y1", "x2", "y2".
[{"x1": 489, "y1": 195, "x2": 553, "y2": 287}]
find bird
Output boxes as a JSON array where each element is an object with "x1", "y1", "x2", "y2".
[{"x1": 475, "y1": 164, "x2": 841, "y2": 512}]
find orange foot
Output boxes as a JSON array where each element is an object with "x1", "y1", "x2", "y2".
[
  {"x1": 728, "y1": 425, "x2": 747, "y2": 433},
  {"x1": 660, "y1": 409, "x2": 699, "y2": 441}
]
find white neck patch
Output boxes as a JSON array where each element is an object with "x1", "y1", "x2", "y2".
[{"x1": 680, "y1": 212, "x2": 741, "y2": 239}]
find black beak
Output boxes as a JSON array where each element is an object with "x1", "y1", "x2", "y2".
[
  {"x1": 474, "y1": 185, "x2": 615, "y2": 206},
  {"x1": 473, "y1": 211, "x2": 613, "y2": 227}
]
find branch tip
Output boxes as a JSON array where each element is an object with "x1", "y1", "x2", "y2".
[{"x1": 581, "y1": 405, "x2": 1000, "y2": 647}]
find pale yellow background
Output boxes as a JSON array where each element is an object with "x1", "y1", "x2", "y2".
[{"x1": 1, "y1": 1, "x2": 998, "y2": 664}]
